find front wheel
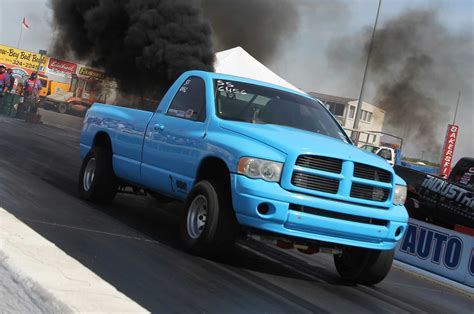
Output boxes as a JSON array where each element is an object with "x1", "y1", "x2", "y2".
[
  {"x1": 57, "y1": 102, "x2": 68, "y2": 114},
  {"x1": 334, "y1": 247, "x2": 394, "y2": 286},
  {"x1": 78, "y1": 147, "x2": 118, "y2": 202},
  {"x1": 180, "y1": 180, "x2": 239, "y2": 257}
]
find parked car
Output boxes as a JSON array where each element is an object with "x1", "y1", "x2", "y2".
[
  {"x1": 78, "y1": 71, "x2": 408, "y2": 285},
  {"x1": 360, "y1": 144, "x2": 396, "y2": 167}
]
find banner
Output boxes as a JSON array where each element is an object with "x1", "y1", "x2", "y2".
[
  {"x1": 439, "y1": 124, "x2": 459, "y2": 178},
  {"x1": 79, "y1": 67, "x2": 106, "y2": 79},
  {"x1": 0, "y1": 44, "x2": 48, "y2": 72},
  {"x1": 47, "y1": 58, "x2": 77, "y2": 74},
  {"x1": 395, "y1": 218, "x2": 474, "y2": 287}
]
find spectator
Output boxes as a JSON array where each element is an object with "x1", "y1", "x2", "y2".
[
  {"x1": 0, "y1": 65, "x2": 7, "y2": 106},
  {"x1": 23, "y1": 72, "x2": 42, "y2": 97},
  {"x1": 6, "y1": 68, "x2": 15, "y2": 92},
  {"x1": 22, "y1": 72, "x2": 42, "y2": 114}
]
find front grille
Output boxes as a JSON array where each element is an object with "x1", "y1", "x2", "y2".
[
  {"x1": 296, "y1": 155, "x2": 342, "y2": 173},
  {"x1": 351, "y1": 183, "x2": 389, "y2": 202},
  {"x1": 290, "y1": 204, "x2": 388, "y2": 226},
  {"x1": 354, "y1": 163, "x2": 391, "y2": 183},
  {"x1": 291, "y1": 172, "x2": 339, "y2": 194}
]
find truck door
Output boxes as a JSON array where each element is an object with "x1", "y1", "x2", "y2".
[{"x1": 141, "y1": 76, "x2": 208, "y2": 199}]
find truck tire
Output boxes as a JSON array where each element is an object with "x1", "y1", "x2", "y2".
[
  {"x1": 78, "y1": 147, "x2": 117, "y2": 203},
  {"x1": 58, "y1": 102, "x2": 68, "y2": 114},
  {"x1": 180, "y1": 180, "x2": 239, "y2": 257},
  {"x1": 357, "y1": 249, "x2": 394, "y2": 285},
  {"x1": 334, "y1": 247, "x2": 394, "y2": 286}
]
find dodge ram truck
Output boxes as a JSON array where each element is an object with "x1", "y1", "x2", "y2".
[{"x1": 79, "y1": 70, "x2": 409, "y2": 285}]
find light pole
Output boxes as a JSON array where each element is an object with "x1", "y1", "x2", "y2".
[
  {"x1": 352, "y1": 0, "x2": 382, "y2": 145},
  {"x1": 452, "y1": 91, "x2": 461, "y2": 125}
]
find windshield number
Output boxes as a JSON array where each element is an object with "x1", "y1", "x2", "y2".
[{"x1": 216, "y1": 80, "x2": 247, "y2": 96}]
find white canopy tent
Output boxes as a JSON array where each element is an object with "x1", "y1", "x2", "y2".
[{"x1": 214, "y1": 47, "x2": 302, "y2": 93}]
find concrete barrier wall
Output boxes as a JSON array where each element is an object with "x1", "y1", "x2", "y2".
[{"x1": 395, "y1": 218, "x2": 474, "y2": 287}]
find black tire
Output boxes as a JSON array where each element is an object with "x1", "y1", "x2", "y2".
[
  {"x1": 180, "y1": 180, "x2": 239, "y2": 257},
  {"x1": 57, "y1": 102, "x2": 68, "y2": 114},
  {"x1": 78, "y1": 147, "x2": 117, "y2": 202},
  {"x1": 334, "y1": 247, "x2": 394, "y2": 286},
  {"x1": 357, "y1": 249, "x2": 394, "y2": 285}
]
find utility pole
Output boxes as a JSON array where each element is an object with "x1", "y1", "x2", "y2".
[{"x1": 352, "y1": 0, "x2": 382, "y2": 145}]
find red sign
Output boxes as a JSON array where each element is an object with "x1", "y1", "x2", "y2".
[
  {"x1": 48, "y1": 58, "x2": 77, "y2": 74},
  {"x1": 439, "y1": 124, "x2": 459, "y2": 178}
]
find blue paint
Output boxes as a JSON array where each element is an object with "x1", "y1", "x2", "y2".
[{"x1": 80, "y1": 70, "x2": 409, "y2": 251}]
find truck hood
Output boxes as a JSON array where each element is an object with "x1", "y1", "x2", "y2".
[{"x1": 219, "y1": 121, "x2": 392, "y2": 171}]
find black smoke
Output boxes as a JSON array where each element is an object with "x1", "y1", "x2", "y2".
[
  {"x1": 50, "y1": 0, "x2": 215, "y2": 101},
  {"x1": 327, "y1": 9, "x2": 473, "y2": 160},
  {"x1": 201, "y1": 0, "x2": 298, "y2": 63}
]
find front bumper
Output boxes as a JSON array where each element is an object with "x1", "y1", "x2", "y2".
[{"x1": 231, "y1": 174, "x2": 408, "y2": 250}]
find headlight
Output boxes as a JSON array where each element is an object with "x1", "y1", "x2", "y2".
[
  {"x1": 238, "y1": 157, "x2": 283, "y2": 182},
  {"x1": 394, "y1": 185, "x2": 407, "y2": 205}
]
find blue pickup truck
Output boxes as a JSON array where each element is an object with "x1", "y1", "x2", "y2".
[{"x1": 79, "y1": 70, "x2": 408, "y2": 285}]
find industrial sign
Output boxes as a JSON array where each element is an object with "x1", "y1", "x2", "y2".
[
  {"x1": 0, "y1": 44, "x2": 48, "y2": 71},
  {"x1": 48, "y1": 58, "x2": 77, "y2": 74},
  {"x1": 440, "y1": 124, "x2": 459, "y2": 178}
]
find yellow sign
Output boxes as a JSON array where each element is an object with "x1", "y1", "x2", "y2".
[
  {"x1": 79, "y1": 67, "x2": 106, "y2": 79},
  {"x1": 0, "y1": 44, "x2": 49, "y2": 72}
]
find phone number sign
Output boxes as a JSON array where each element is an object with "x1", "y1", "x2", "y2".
[{"x1": 0, "y1": 44, "x2": 48, "y2": 71}]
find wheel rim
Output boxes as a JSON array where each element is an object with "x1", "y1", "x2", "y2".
[
  {"x1": 186, "y1": 195, "x2": 208, "y2": 239},
  {"x1": 83, "y1": 157, "x2": 96, "y2": 192}
]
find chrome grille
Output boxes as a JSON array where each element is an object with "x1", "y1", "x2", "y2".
[
  {"x1": 350, "y1": 183, "x2": 389, "y2": 202},
  {"x1": 291, "y1": 172, "x2": 339, "y2": 194},
  {"x1": 295, "y1": 155, "x2": 342, "y2": 173},
  {"x1": 354, "y1": 163, "x2": 391, "y2": 183}
]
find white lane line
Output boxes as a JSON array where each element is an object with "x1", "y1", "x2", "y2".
[
  {"x1": 16, "y1": 216, "x2": 163, "y2": 244},
  {"x1": 0, "y1": 208, "x2": 148, "y2": 313}
]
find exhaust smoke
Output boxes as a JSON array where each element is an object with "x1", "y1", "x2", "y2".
[
  {"x1": 328, "y1": 9, "x2": 473, "y2": 160},
  {"x1": 201, "y1": 0, "x2": 298, "y2": 63},
  {"x1": 50, "y1": 0, "x2": 215, "y2": 103}
]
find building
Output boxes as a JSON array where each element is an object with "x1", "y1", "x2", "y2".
[{"x1": 309, "y1": 92, "x2": 386, "y2": 146}]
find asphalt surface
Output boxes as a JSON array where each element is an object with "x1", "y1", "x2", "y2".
[{"x1": 0, "y1": 109, "x2": 472, "y2": 313}]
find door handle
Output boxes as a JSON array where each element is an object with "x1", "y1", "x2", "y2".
[{"x1": 153, "y1": 123, "x2": 165, "y2": 131}]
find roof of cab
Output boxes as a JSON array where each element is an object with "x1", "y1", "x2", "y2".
[{"x1": 182, "y1": 70, "x2": 311, "y2": 100}]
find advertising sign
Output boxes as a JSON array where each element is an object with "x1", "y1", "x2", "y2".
[
  {"x1": 395, "y1": 218, "x2": 474, "y2": 287},
  {"x1": 79, "y1": 67, "x2": 106, "y2": 79},
  {"x1": 47, "y1": 58, "x2": 77, "y2": 74},
  {"x1": 0, "y1": 44, "x2": 48, "y2": 72},
  {"x1": 439, "y1": 124, "x2": 459, "y2": 178}
]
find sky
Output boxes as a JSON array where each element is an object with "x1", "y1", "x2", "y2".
[{"x1": 0, "y1": 0, "x2": 473, "y2": 164}]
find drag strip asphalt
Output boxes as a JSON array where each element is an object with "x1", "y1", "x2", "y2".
[{"x1": 0, "y1": 111, "x2": 472, "y2": 313}]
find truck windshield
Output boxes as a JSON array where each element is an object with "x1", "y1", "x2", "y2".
[{"x1": 214, "y1": 79, "x2": 350, "y2": 143}]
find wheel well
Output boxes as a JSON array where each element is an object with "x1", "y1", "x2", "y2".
[
  {"x1": 93, "y1": 132, "x2": 112, "y2": 151},
  {"x1": 195, "y1": 157, "x2": 231, "y2": 184}
]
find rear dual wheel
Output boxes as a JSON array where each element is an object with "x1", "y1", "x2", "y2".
[{"x1": 334, "y1": 246, "x2": 394, "y2": 286}]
